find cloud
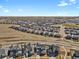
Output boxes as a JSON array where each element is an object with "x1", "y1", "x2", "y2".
[
  {"x1": 77, "y1": 7, "x2": 79, "y2": 8},
  {"x1": 0, "y1": 5, "x2": 9, "y2": 13},
  {"x1": 0, "y1": 6, "x2": 3, "y2": 9},
  {"x1": 57, "y1": 1, "x2": 68, "y2": 7},
  {"x1": 69, "y1": 0, "x2": 76, "y2": 4},
  {"x1": 18, "y1": 9, "x2": 23, "y2": 12},
  {"x1": 58, "y1": 0, "x2": 77, "y2": 7},
  {"x1": 3, "y1": 9, "x2": 9, "y2": 13}
]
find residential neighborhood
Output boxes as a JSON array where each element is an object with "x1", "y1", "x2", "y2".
[{"x1": 0, "y1": 17, "x2": 79, "y2": 59}]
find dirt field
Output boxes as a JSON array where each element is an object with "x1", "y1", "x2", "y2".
[{"x1": 0, "y1": 24, "x2": 59, "y2": 46}]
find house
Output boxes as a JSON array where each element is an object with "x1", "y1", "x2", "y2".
[
  {"x1": 47, "y1": 45, "x2": 59, "y2": 57},
  {"x1": 53, "y1": 32, "x2": 61, "y2": 38},
  {"x1": 34, "y1": 43, "x2": 46, "y2": 56},
  {"x1": 38, "y1": 30, "x2": 43, "y2": 35},
  {"x1": 7, "y1": 45, "x2": 22, "y2": 58},
  {"x1": 65, "y1": 34, "x2": 72, "y2": 39},
  {"x1": 48, "y1": 32, "x2": 53, "y2": 37},
  {"x1": 34, "y1": 30, "x2": 39, "y2": 34},
  {"x1": 0, "y1": 48, "x2": 6, "y2": 59},
  {"x1": 72, "y1": 50, "x2": 79, "y2": 59},
  {"x1": 22, "y1": 43, "x2": 33, "y2": 57},
  {"x1": 42, "y1": 31, "x2": 48, "y2": 36},
  {"x1": 65, "y1": 34, "x2": 79, "y2": 41}
]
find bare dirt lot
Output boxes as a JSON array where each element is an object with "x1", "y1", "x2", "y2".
[{"x1": 0, "y1": 24, "x2": 59, "y2": 45}]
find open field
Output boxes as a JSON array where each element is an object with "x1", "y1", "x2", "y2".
[
  {"x1": 0, "y1": 24, "x2": 59, "y2": 45},
  {"x1": 63, "y1": 24, "x2": 79, "y2": 28}
]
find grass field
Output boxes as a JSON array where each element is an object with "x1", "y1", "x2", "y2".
[{"x1": 63, "y1": 24, "x2": 79, "y2": 28}]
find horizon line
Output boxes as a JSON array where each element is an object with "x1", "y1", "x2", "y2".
[{"x1": 0, "y1": 16, "x2": 79, "y2": 17}]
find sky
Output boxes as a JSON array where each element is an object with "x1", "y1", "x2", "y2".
[{"x1": 0, "y1": 0, "x2": 79, "y2": 16}]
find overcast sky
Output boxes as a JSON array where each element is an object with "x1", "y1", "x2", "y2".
[{"x1": 0, "y1": 0, "x2": 79, "y2": 16}]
